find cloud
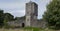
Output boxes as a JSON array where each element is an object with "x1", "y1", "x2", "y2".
[
  {"x1": 0, "y1": 0, "x2": 25, "y2": 17},
  {"x1": 10, "y1": 10, "x2": 25, "y2": 17},
  {"x1": 0, "y1": 0, "x2": 51, "y2": 19},
  {"x1": 0, "y1": 2, "x2": 25, "y2": 9}
]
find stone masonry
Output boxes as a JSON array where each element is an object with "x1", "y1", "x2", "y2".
[{"x1": 25, "y1": 1, "x2": 38, "y2": 27}]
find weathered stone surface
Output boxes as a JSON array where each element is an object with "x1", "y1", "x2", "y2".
[{"x1": 25, "y1": 1, "x2": 38, "y2": 27}]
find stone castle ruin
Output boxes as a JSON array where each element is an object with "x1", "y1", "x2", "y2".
[{"x1": 7, "y1": 1, "x2": 46, "y2": 28}]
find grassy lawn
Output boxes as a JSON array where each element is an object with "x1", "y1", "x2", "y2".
[
  {"x1": 24, "y1": 27, "x2": 40, "y2": 31},
  {"x1": 0, "y1": 27, "x2": 57, "y2": 31},
  {"x1": 23, "y1": 27, "x2": 56, "y2": 31},
  {"x1": 0, "y1": 29, "x2": 56, "y2": 31},
  {"x1": 0, "y1": 29, "x2": 24, "y2": 31}
]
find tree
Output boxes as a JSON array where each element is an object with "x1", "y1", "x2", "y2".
[
  {"x1": 43, "y1": 0, "x2": 60, "y2": 29},
  {"x1": 15, "y1": 16, "x2": 25, "y2": 20},
  {"x1": 0, "y1": 10, "x2": 4, "y2": 27},
  {"x1": 4, "y1": 13, "x2": 14, "y2": 23},
  {"x1": 0, "y1": 9, "x2": 14, "y2": 28},
  {"x1": 3, "y1": 13, "x2": 14, "y2": 28}
]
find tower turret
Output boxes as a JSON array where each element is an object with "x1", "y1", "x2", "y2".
[{"x1": 25, "y1": 1, "x2": 38, "y2": 27}]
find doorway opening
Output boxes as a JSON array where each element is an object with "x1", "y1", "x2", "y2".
[{"x1": 22, "y1": 23, "x2": 25, "y2": 27}]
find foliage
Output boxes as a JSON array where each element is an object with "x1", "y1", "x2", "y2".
[
  {"x1": 0, "y1": 10, "x2": 4, "y2": 27},
  {"x1": 3, "y1": 13, "x2": 14, "y2": 28},
  {"x1": 43, "y1": 0, "x2": 60, "y2": 29},
  {"x1": 4, "y1": 13, "x2": 14, "y2": 21},
  {"x1": 15, "y1": 16, "x2": 25, "y2": 20},
  {"x1": 0, "y1": 9, "x2": 14, "y2": 28}
]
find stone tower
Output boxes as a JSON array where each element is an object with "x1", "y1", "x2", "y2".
[{"x1": 25, "y1": 1, "x2": 38, "y2": 27}]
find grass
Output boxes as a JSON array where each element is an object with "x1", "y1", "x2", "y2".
[
  {"x1": 0, "y1": 28, "x2": 24, "y2": 31},
  {"x1": 23, "y1": 27, "x2": 56, "y2": 31},
  {"x1": 0, "y1": 29, "x2": 56, "y2": 31},
  {"x1": 0, "y1": 27, "x2": 58, "y2": 31},
  {"x1": 24, "y1": 27, "x2": 40, "y2": 31}
]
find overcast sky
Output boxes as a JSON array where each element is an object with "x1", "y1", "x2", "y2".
[{"x1": 0, "y1": 0, "x2": 51, "y2": 19}]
